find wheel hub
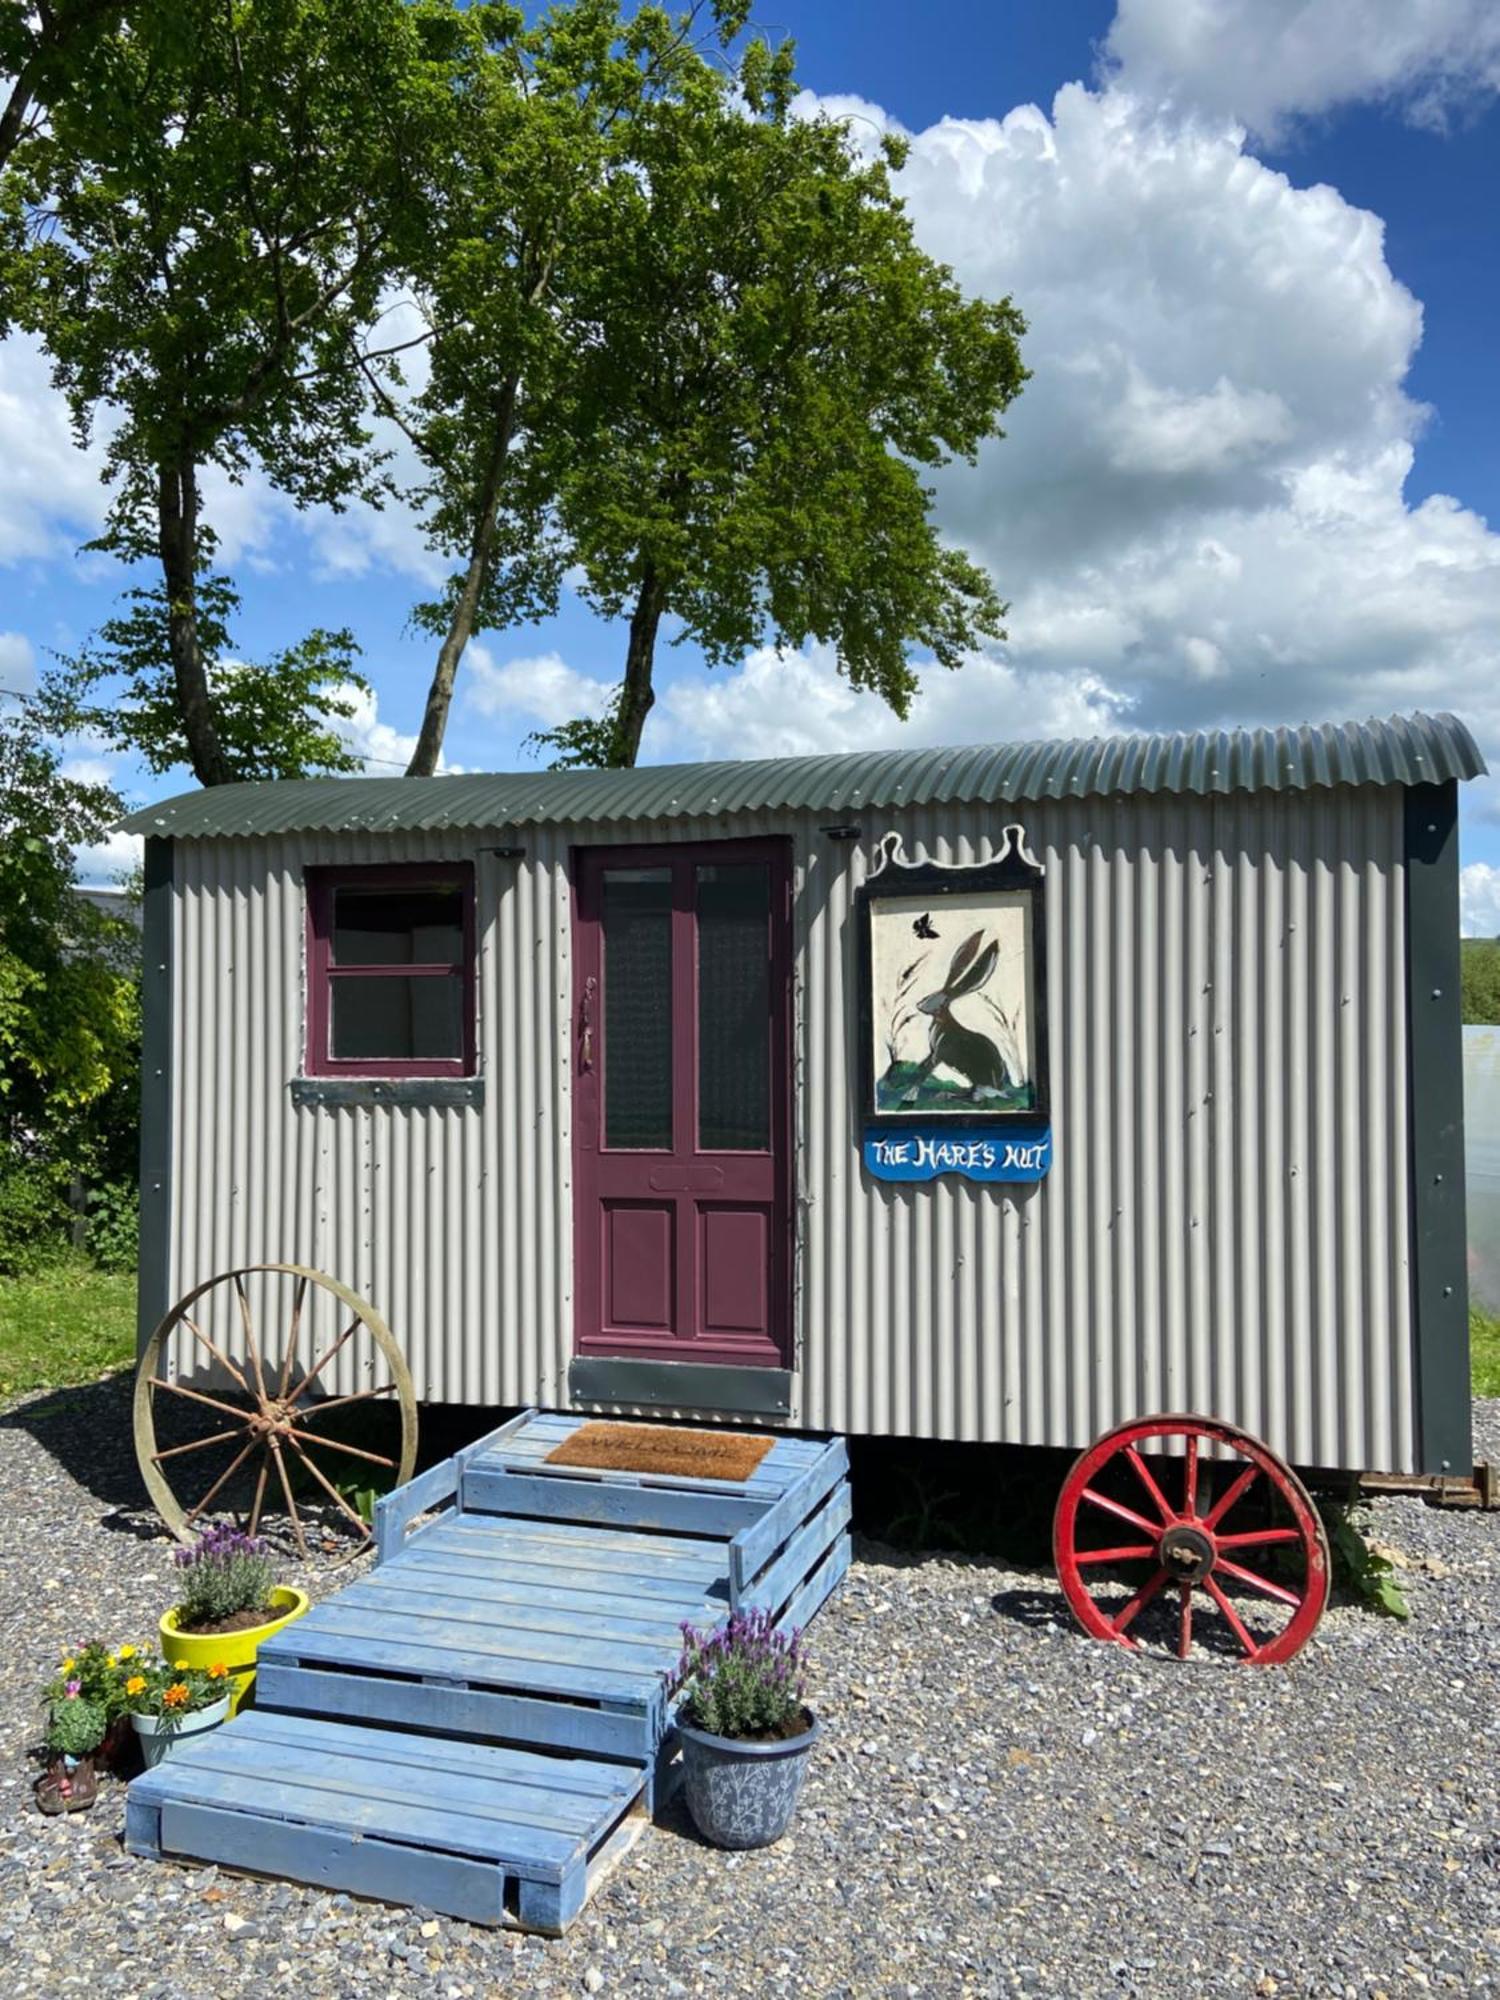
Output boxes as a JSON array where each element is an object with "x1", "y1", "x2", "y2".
[{"x1": 1159, "y1": 1522, "x2": 1216, "y2": 1583}]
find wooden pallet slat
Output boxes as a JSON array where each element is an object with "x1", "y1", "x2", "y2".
[{"x1": 130, "y1": 1413, "x2": 851, "y2": 1937}]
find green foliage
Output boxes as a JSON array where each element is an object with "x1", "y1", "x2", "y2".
[
  {"x1": 0, "y1": 1162, "x2": 72, "y2": 1276},
  {"x1": 0, "y1": 1255, "x2": 136, "y2": 1400},
  {"x1": 1461, "y1": 939, "x2": 1500, "y2": 1025},
  {"x1": 1318, "y1": 1501, "x2": 1410, "y2": 1620},
  {"x1": 43, "y1": 1690, "x2": 106, "y2": 1757},
  {"x1": 1471, "y1": 1303, "x2": 1500, "y2": 1398},
  {"x1": 0, "y1": 692, "x2": 139, "y2": 1274},
  {"x1": 672, "y1": 1608, "x2": 807, "y2": 1740},
  {"x1": 173, "y1": 1526, "x2": 277, "y2": 1627},
  {"x1": 529, "y1": 75, "x2": 1027, "y2": 765},
  {"x1": 3, "y1": 0, "x2": 454, "y2": 783},
  {"x1": 62, "y1": 576, "x2": 370, "y2": 781},
  {"x1": 84, "y1": 1180, "x2": 138, "y2": 1274}
]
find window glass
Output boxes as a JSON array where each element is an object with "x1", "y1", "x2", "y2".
[
  {"x1": 332, "y1": 887, "x2": 464, "y2": 967},
  {"x1": 331, "y1": 976, "x2": 463, "y2": 1062},
  {"x1": 604, "y1": 869, "x2": 672, "y2": 1149},
  {"x1": 697, "y1": 864, "x2": 770, "y2": 1151}
]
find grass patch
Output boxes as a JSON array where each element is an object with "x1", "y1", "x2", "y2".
[
  {"x1": 1472, "y1": 1303, "x2": 1500, "y2": 1399},
  {"x1": 0, "y1": 1254, "x2": 136, "y2": 1402}
]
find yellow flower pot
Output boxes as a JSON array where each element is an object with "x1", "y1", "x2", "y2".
[{"x1": 159, "y1": 1586, "x2": 310, "y2": 1717}]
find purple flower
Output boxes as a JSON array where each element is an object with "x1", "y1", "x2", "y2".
[{"x1": 64, "y1": 1680, "x2": 81, "y2": 1697}]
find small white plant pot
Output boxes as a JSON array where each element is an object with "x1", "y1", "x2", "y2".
[{"x1": 131, "y1": 1695, "x2": 232, "y2": 1769}]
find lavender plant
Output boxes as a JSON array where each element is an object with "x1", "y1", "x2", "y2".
[
  {"x1": 671, "y1": 1609, "x2": 808, "y2": 1740},
  {"x1": 174, "y1": 1525, "x2": 277, "y2": 1627}
]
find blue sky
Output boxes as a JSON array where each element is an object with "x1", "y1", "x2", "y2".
[{"x1": 5, "y1": 0, "x2": 1500, "y2": 924}]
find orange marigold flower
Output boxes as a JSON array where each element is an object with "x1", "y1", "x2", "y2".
[
  {"x1": 207, "y1": 1662, "x2": 228, "y2": 1679},
  {"x1": 125, "y1": 1674, "x2": 147, "y2": 1697},
  {"x1": 163, "y1": 1682, "x2": 190, "y2": 1709}
]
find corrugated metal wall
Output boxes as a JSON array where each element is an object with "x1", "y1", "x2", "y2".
[{"x1": 159, "y1": 783, "x2": 1416, "y2": 1471}]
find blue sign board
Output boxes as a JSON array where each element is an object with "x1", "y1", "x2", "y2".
[{"x1": 863, "y1": 1125, "x2": 1052, "y2": 1184}]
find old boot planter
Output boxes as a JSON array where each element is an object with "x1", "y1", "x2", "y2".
[{"x1": 679, "y1": 1711, "x2": 821, "y2": 1849}]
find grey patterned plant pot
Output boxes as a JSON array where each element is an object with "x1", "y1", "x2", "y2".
[{"x1": 678, "y1": 1712, "x2": 821, "y2": 1850}]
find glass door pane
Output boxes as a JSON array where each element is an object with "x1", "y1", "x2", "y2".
[
  {"x1": 603, "y1": 869, "x2": 673, "y2": 1149},
  {"x1": 697, "y1": 863, "x2": 770, "y2": 1152}
]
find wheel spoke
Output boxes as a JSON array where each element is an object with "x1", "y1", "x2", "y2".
[
  {"x1": 282, "y1": 1426, "x2": 395, "y2": 1470},
  {"x1": 286, "y1": 1436, "x2": 372, "y2": 1538},
  {"x1": 1075, "y1": 1543, "x2": 1158, "y2": 1565},
  {"x1": 1205, "y1": 1576, "x2": 1264, "y2": 1661},
  {"x1": 152, "y1": 1426, "x2": 245, "y2": 1463},
  {"x1": 183, "y1": 1437, "x2": 261, "y2": 1527},
  {"x1": 1125, "y1": 1447, "x2": 1175, "y2": 1524},
  {"x1": 1183, "y1": 1433, "x2": 1199, "y2": 1518},
  {"x1": 1081, "y1": 1488, "x2": 1163, "y2": 1538},
  {"x1": 1177, "y1": 1582, "x2": 1193, "y2": 1660},
  {"x1": 1215, "y1": 1556, "x2": 1302, "y2": 1609},
  {"x1": 1110, "y1": 1567, "x2": 1168, "y2": 1635},
  {"x1": 268, "y1": 1436, "x2": 308, "y2": 1557},
  {"x1": 293, "y1": 1384, "x2": 398, "y2": 1421},
  {"x1": 150, "y1": 1376, "x2": 254, "y2": 1425},
  {"x1": 247, "y1": 1457, "x2": 270, "y2": 1539},
  {"x1": 1203, "y1": 1462, "x2": 1260, "y2": 1529},
  {"x1": 178, "y1": 1316, "x2": 253, "y2": 1397},
  {"x1": 292, "y1": 1319, "x2": 362, "y2": 1403},
  {"x1": 1215, "y1": 1527, "x2": 1302, "y2": 1550},
  {"x1": 277, "y1": 1274, "x2": 309, "y2": 1400},
  {"x1": 233, "y1": 1273, "x2": 271, "y2": 1405}
]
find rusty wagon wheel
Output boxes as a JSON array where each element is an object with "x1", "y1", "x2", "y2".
[
  {"x1": 133, "y1": 1264, "x2": 417, "y2": 1558},
  {"x1": 1053, "y1": 1414, "x2": 1330, "y2": 1665}
]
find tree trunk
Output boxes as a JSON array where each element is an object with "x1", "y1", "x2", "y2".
[
  {"x1": 157, "y1": 458, "x2": 234, "y2": 787},
  {"x1": 406, "y1": 376, "x2": 520, "y2": 777},
  {"x1": 610, "y1": 567, "x2": 666, "y2": 768}
]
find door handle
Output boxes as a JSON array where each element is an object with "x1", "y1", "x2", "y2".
[{"x1": 579, "y1": 975, "x2": 596, "y2": 1072}]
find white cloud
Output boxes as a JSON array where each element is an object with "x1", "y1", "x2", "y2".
[
  {"x1": 754, "y1": 82, "x2": 1500, "y2": 762},
  {"x1": 0, "y1": 631, "x2": 35, "y2": 693},
  {"x1": 1106, "y1": 0, "x2": 1500, "y2": 140},
  {"x1": 74, "y1": 827, "x2": 142, "y2": 887},
  {"x1": 60, "y1": 753, "x2": 117, "y2": 787},
  {"x1": 0, "y1": 334, "x2": 109, "y2": 562},
  {"x1": 1462, "y1": 862, "x2": 1500, "y2": 937},
  {"x1": 463, "y1": 645, "x2": 616, "y2": 732},
  {"x1": 330, "y1": 681, "x2": 422, "y2": 774}
]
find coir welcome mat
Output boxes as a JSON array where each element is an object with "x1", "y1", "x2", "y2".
[{"x1": 545, "y1": 1421, "x2": 774, "y2": 1484}]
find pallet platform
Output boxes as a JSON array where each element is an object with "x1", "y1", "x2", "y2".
[{"x1": 129, "y1": 1410, "x2": 851, "y2": 1932}]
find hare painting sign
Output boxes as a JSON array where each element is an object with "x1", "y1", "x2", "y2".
[{"x1": 856, "y1": 827, "x2": 1048, "y2": 1131}]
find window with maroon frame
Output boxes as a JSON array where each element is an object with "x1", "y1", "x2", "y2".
[{"x1": 305, "y1": 865, "x2": 476, "y2": 1078}]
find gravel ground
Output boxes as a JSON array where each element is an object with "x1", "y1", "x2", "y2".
[{"x1": 1, "y1": 1375, "x2": 1496, "y2": 2000}]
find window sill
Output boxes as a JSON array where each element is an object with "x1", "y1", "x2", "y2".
[{"x1": 290, "y1": 1076, "x2": 483, "y2": 1110}]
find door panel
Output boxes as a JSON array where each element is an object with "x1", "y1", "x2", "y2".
[
  {"x1": 573, "y1": 840, "x2": 791, "y2": 1370},
  {"x1": 602, "y1": 1203, "x2": 676, "y2": 1333}
]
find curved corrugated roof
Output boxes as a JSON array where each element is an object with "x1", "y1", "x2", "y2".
[{"x1": 120, "y1": 709, "x2": 1486, "y2": 840}]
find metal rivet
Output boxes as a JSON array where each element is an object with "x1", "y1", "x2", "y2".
[
  {"x1": 1443, "y1": 1285, "x2": 1454, "y2": 1297},
  {"x1": 1434, "y1": 1173, "x2": 1444, "y2": 1184},
  {"x1": 1432, "y1": 987, "x2": 1443, "y2": 999}
]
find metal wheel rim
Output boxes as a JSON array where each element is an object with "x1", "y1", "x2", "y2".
[
  {"x1": 133, "y1": 1263, "x2": 418, "y2": 1554},
  {"x1": 1052, "y1": 1412, "x2": 1331, "y2": 1665}
]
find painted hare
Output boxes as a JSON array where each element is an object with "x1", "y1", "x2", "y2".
[{"x1": 904, "y1": 929, "x2": 1013, "y2": 1103}]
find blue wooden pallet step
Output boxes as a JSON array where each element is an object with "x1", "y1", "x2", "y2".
[
  {"x1": 126, "y1": 1710, "x2": 646, "y2": 1933},
  {"x1": 130, "y1": 1410, "x2": 851, "y2": 1933}
]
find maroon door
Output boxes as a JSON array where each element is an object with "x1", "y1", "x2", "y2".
[{"x1": 573, "y1": 840, "x2": 792, "y2": 1370}]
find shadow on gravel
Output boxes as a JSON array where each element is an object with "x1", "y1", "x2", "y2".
[
  {"x1": 988, "y1": 1586, "x2": 1073, "y2": 1631},
  {"x1": 0, "y1": 1368, "x2": 150, "y2": 1516}
]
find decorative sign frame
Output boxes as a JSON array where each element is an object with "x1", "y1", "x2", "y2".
[{"x1": 855, "y1": 826, "x2": 1049, "y2": 1138}]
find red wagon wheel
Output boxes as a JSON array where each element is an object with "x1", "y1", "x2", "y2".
[{"x1": 1053, "y1": 1414, "x2": 1329, "y2": 1665}]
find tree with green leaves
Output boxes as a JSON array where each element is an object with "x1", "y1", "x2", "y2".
[
  {"x1": 0, "y1": 0, "x2": 122, "y2": 191},
  {"x1": 0, "y1": 688, "x2": 139, "y2": 1271},
  {"x1": 369, "y1": 0, "x2": 745, "y2": 775},
  {"x1": 528, "y1": 82, "x2": 1026, "y2": 768},
  {"x1": 5, "y1": 0, "x2": 458, "y2": 783}
]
